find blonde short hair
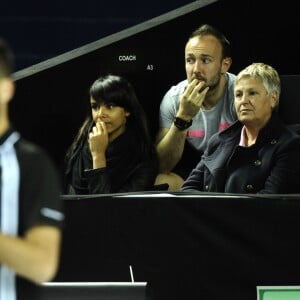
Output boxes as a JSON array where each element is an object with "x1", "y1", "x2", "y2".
[{"x1": 235, "y1": 62, "x2": 281, "y2": 107}]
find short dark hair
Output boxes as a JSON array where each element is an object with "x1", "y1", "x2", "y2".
[
  {"x1": 0, "y1": 38, "x2": 14, "y2": 77},
  {"x1": 189, "y1": 24, "x2": 231, "y2": 59}
]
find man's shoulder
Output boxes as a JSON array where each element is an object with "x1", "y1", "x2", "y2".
[
  {"x1": 222, "y1": 72, "x2": 236, "y2": 107},
  {"x1": 17, "y1": 138, "x2": 44, "y2": 155},
  {"x1": 226, "y1": 72, "x2": 236, "y2": 89},
  {"x1": 16, "y1": 138, "x2": 55, "y2": 166},
  {"x1": 165, "y1": 79, "x2": 188, "y2": 96}
]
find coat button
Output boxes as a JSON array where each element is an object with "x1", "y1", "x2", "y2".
[
  {"x1": 246, "y1": 184, "x2": 254, "y2": 192},
  {"x1": 270, "y1": 139, "x2": 277, "y2": 144},
  {"x1": 254, "y1": 159, "x2": 262, "y2": 166}
]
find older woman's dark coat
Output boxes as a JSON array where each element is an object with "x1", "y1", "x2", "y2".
[{"x1": 181, "y1": 113, "x2": 300, "y2": 194}]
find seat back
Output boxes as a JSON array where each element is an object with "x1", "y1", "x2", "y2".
[{"x1": 279, "y1": 75, "x2": 300, "y2": 134}]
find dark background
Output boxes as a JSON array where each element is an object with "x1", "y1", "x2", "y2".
[
  {"x1": 2, "y1": 0, "x2": 299, "y2": 171},
  {"x1": 1, "y1": 0, "x2": 198, "y2": 71},
  {"x1": 1, "y1": 0, "x2": 298, "y2": 74}
]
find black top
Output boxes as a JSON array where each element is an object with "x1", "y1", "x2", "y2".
[
  {"x1": 0, "y1": 128, "x2": 64, "y2": 300},
  {"x1": 181, "y1": 113, "x2": 300, "y2": 193},
  {"x1": 65, "y1": 127, "x2": 158, "y2": 194}
]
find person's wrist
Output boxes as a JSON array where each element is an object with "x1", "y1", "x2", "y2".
[{"x1": 173, "y1": 117, "x2": 193, "y2": 130}]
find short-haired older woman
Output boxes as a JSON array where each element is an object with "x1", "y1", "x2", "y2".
[{"x1": 181, "y1": 63, "x2": 300, "y2": 194}]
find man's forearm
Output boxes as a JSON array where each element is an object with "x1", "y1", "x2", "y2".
[
  {"x1": 0, "y1": 227, "x2": 61, "y2": 283},
  {"x1": 156, "y1": 125, "x2": 188, "y2": 172}
]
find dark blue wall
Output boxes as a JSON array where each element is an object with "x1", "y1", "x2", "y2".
[
  {"x1": 1, "y1": 0, "x2": 195, "y2": 70},
  {"x1": 2, "y1": 0, "x2": 299, "y2": 73}
]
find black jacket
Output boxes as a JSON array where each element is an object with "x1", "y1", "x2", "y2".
[
  {"x1": 65, "y1": 128, "x2": 158, "y2": 194},
  {"x1": 181, "y1": 114, "x2": 300, "y2": 194}
]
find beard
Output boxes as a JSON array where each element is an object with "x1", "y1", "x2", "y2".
[
  {"x1": 205, "y1": 72, "x2": 222, "y2": 94},
  {"x1": 191, "y1": 70, "x2": 223, "y2": 94}
]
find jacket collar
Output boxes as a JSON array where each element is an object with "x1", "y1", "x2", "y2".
[{"x1": 219, "y1": 112, "x2": 284, "y2": 145}]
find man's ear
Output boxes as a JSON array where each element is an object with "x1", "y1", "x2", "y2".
[
  {"x1": 0, "y1": 78, "x2": 15, "y2": 104},
  {"x1": 221, "y1": 57, "x2": 232, "y2": 75}
]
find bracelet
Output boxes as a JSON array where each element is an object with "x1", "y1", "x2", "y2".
[{"x1": 174, "y1": 117, "x2": 193, "y2": 130}]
